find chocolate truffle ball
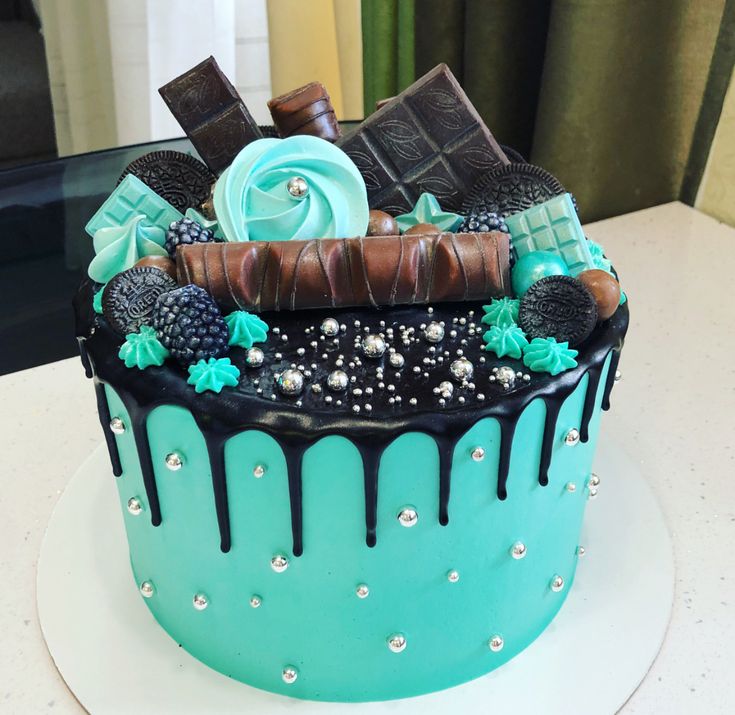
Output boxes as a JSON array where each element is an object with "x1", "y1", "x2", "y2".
[
  {"x1": 134, "y1": 255, "x2": 178, "y2": 281},
  {"x1": 404, "y1": 222, "x2": 441, "y2": 236},
  {"x1": 367, "y1": 209, "x2": 399, "y2": 236},
  {"x1": 577, "y1": 269, "x2": 621, "y2": 321}
]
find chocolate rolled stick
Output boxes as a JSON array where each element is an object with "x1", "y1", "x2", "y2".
[
  {"x1": 268, "y1": 82, "x2": 341, "y2": 142},
  {"x1": 176, "y1": 232, "x2": 510, "y2": 312}
]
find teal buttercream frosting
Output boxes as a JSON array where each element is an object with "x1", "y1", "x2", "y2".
[
  {"x1": 395, "y1": 193, "x2": 463, "y2": 233},
  {"x1": 225, "y1": 310, "x2": 269, "y2": 348},
  {"x1": 523, "y1": 337, "x2": 579, "y2": 375},
  {"x1": 187, "y1": 357, "x2": 240, "y2": 393},
  {"x1": 118, "y1": 325, "x2": 169, "y2": 369},
  {"x1": 185, "y1": 208, "x2": 224, "y2": 240},
  {"x1": 93, "y1": 287, "x2": 104, "y2": 314},
  {"x1": 88, "y1": 214, "x2": 167, "y2": 283},
  {"x1": 481, "y1": 297, "x2": 520, "y2": 328},
  {"x1": 483, "y1": 324, "x2": 529, "y2": 359},
  {"x1": 587, "y1": 239, "x2": 613, "y2": 273},
  {"x1": 213, "y1": 135, "x2": 369, "y2": 242}
]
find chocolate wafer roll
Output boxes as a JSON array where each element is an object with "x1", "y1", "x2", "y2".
[
  {"x1": 268, "y1": 82, "x2": 341, "y2": 142},
  {"x1": 176, "y1": 232, "x2": 510, "y2": 312}
]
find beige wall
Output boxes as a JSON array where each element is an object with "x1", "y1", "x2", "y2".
[{"x1": 696, "y1": 69, "x2": 735, "y2": 226}]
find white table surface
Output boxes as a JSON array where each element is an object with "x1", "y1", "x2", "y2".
[{"x1": 1, "y1": 202, "x2": 733, "y2": 715}]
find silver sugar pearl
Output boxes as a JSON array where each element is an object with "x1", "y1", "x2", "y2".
[
  {"x1": 397, "y1": 506, "x2": 418, "y2": 527},
  {"x1": 614, "y1": 369, "x2": 622, "y2": 382},
  {"x1": 588, "y1": 487, "x2": 598, "y2": 499},
  {"x1": 389, "y1": 352, "x2": 405, "y2": 369},
  {"x1": 424, "y1": 321, "x2": 445, "y2": 343},
  {"x1": 245, "y1": 347, "x2": 265, "y2": 367},
  {"x1": 139, "y1": 580, "x2": 154, "y2": 598},
  {"x1": 438, "y1": 380, "x2": 454, "y2": 399},
  {"x1": 286, "y1": 176, "x2": 309, "y2": 198},
  {"x1": 253, "y1": 464, "x2": 266, "y2": 478},
  {"x1": 450, "y1": 357, "x2": 474, "y2": 382},
  {"x1": 277, "y1": 369, "x2": 304, "y2": 396},
  {"x1": 127, "y1": 497, "x2": 143, "y2": 515},
  {"x1": 282, "y1": 666, "x2": 299, "y2": 684},
  {"x1": 488, "y1": 635, "x2": 504, "y2": 652},
  {"x1": 387, "y1": 633, "x2": 407, "y2": 653},
  {"x1": 249, "y1": 595, "x2": 262, "y2": 608},
  {"x1": 193, "y1": 593, "x2": 209, "y2": 610},
  {"x1": 577, "y1": 546, "x2": 586, "y2": 556},
  {"x1": 320, "y1": 317, "x2": 340, "y2": 337},
  {"x1": 495, "y1": 365, "x2": 516, "y2": 389},
  {"x1": 327, "y1": 370, "x2": 349, "y2": 392},
  {"x1": 447, "y1": 569, "x2": 460, "y2": 583},
  {"x1": 565, "y1": 481, "x2": 576, "y2": 493},
  {"x1": 109, "y1": 417, "x2": 125, "y2": 434},
  {"x1": 471, "y1": 446, "x2": 485, "y2": 462},
  {"x1": 510, "y1": 541, "x2": 527, "y2": 559},
  {"x1": 165, "y1": 452, "x2": 183, "y2": 471},
  {"x1": 271, "y1": 554, "x2": 289, "y2": 572},
  {"x1": 564, "y1": 428, "x2": 580, "y2": 446},
  {"x1": 361, "y1": 333, "x2": 386, "y2": 358},
  {"x1": 589, "y1": 474, "x2": 601, "y2": 487},
  {"x1": 550, "y1": 575, "x2": 565, "y2": 592},
  {"x1": 356, "y1": 583, "x2": 370, "y2": 599}
]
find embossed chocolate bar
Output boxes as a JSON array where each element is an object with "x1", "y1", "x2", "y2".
[
  {"x1": 176, "y1": 232, "x2": 510, "y2": 311},
  {"x1": 338, "y1": 64, "x2": 509, "y2": 214},
  {"x1": 158, "y1": 56, "x2": 262, "y2": 174}
]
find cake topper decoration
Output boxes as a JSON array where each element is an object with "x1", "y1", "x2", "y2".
[
  {"x1": 176, "y1": 231, "x2": 510, "y2": 312},
  {"x1": 394, "y1": 193, "x2": 463, "y2": 233},
  {"x1": 213, "y1": 135, "x2": 369, "y2": 242},
  {"x1": 268, "y1": 81, "x2": 341, "y2": 143}
]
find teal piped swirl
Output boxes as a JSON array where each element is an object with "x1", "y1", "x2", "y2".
[
  {"x1": 522, "y1": 337, "x2": 579, "y2": 375},
  {"x1": 118, "y1": 325, "x2": 169, "y2": 370},
  {"x1": 93, "y1": 286, "x2": 104, "y2": 314},
  {"x1": 213, "y1": 135, "x2": 369, "y2": 242},
  {"x1": 185, "y1": 208, "x2": 224, "y2": 240},
  {"x1": 483, "y1": 324, "x2": 529, "y2": 359},
  {"x1": 481, "y1": 297, "x2": 520, "y2": 328},
  {"x1": 88, "y1": 214, "x2": 167, "y2": 284},
  {"x1": 187, "y1": 357, "x2": 240, "y2": 394},
  {"x1": 225, "y1": 310, "x2": 269, "y2": 349}
]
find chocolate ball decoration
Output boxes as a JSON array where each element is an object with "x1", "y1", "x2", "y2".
[
  {"x1": 577, "y1": 269, "x2": 621, "y2": 321},
  {"x1": 404, "y1": 222, "x2": 441, "y2": 236},
  {"x1": 511, "y1": 251, "x2": 569, "y2": 297},
  {"x1": 134, "y1": 255, "x2": 178, "y2": 281},
  {"x1": 367, "y1": 210, "x2": 399, "y2": 236}
]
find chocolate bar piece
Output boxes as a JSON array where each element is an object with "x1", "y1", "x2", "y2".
[
  {"x1": 375, "y1": 96, "x2": 395, "y2": 111},
  {"x1": 337, "y1": 64, "x2": 509, "y2": 214},
  {"x1": 268, "y1": 82, "x2": 340, "y2": 142},
  {"x1": 176, "y1": 232, "x2": 510, "y2": 312},
  {"x1": 158, "y1": 56, "x2": 262, "y2": 174}
]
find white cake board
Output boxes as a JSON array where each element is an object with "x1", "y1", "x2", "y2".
[{"x1": 37, "y1": 442, "x2": 673, "y2": 715}]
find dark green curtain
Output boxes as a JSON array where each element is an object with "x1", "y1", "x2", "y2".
[{"x1": 362, "y1": 0, "x2": 735, "y2": 223}]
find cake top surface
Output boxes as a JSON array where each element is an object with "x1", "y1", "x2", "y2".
[{"x1": 75, "y1": 58, "x2": 629, "y2": 432}]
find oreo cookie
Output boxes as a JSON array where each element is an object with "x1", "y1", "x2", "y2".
[
  {"x1": 118, "y1": 151, "x2": 215, "y2": 213},
  {"x1": 102, "y1": 266, "x2": 178, "y2": 337},
  {"x1": 518, "y1": 275, "x2": 597, "y2": 346},
  {"x1": 461, "y1": 163, "x2": 566, "y2": 218}
]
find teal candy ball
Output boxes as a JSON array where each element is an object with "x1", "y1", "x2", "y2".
[{"x1": 512, "y1": 251, "x2": 570, "y2": 297}]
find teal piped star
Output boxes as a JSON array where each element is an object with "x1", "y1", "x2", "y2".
[{"x1": 395, "y1": 193, "x2": 463, "y2": 233}]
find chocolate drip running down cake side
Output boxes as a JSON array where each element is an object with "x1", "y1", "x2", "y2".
[{"x1": 74, "y1": 57, "x2": 629, "y2": 702}]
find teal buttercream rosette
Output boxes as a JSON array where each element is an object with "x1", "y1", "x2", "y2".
[
  {"x1": 225, "y1": 311, "x2": 269, "y2": 349},
  {"x1": 483, "y1": 324, "x2": 528, "y2": 359},
  {"x1": 118, "y1": 325, "x2": 170, "y2": 370},
  {"x1": 481, "y1": 297, "x2": 520, "y2": 328},
  {"x1": 522, "y1": 337, "x2": 578, "y2": 375},
  {"x1": 213, "y1": 135, "x2": 369, "y2": 242},
  {"x1": 187, "y1": 357, "x2": 240, "y2": 394}
]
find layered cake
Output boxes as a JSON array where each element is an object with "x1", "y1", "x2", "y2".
[{"x1": 74, "y1": 57, "x2": 628, "y2": 702}]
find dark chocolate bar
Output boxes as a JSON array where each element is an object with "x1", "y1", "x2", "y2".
[
  {"x1": 338, "y1": 64, "x2": 509, "y2": 214},
  {"x1": 176, "y1": 232, "x2": 510, "y2": 311},
  {"x1": 158, "y1": 56, "x2": 262, "y2": 174},
  {"x1": 268, "y1": 82, "x2": 340, "y2": 142}
]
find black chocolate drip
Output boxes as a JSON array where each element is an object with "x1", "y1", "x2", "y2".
[
  {"x1": 92, "y1": 379, "x2": 122, "y2": 477},
  {"x1": 579, "y1": 365, "x2": 603, "y2": 443},
  {"x1": 602, "y1": 349, "x2": 621, "y2": 411},
  {"x1": 74, "y1": 283, "x2": 628, "y2": 556},
  {"x1": 77, "y1": 337, "x2": 93, "y2": 378}
]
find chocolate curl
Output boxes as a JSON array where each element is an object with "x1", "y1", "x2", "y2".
[
  {"x1": 176, "y1": 233, "x2": 510, "y2": 312},
  {"x1": 268, "y1": 82, "x2": 341, "y2": 142}
]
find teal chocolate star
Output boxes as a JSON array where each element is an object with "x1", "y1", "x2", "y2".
[{"x1": 395, "y1": 193, "x2": 463, "y2": 233}]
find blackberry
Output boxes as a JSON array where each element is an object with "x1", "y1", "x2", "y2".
[
  {"x1": 152, "y1": 285, "x2": 229, "y2": 364},
  {"x1": 165, "y1": 218, "x2": 216, "y2": 258},
  {"x1": 457, "y1": 210, "x2": 509, "y2": 234}
]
